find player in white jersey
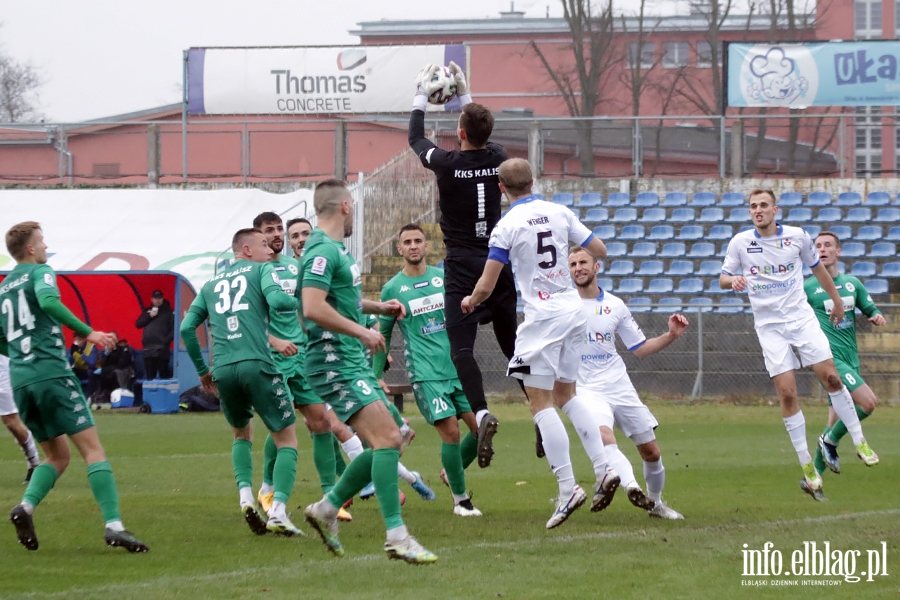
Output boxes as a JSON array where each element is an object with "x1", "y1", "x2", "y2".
[
  {"x1": 569, "y1": 247, "x2": 686, "y2": 519},
  {"x1": 462, "y1": 158, "x2": 619, "y2": 529},
  {"x1": 719, "y1": 189, "x2": 878, "y2": 501},
  {"x1": 0, "y1": 354, "x2": 41, "y2": 484}
]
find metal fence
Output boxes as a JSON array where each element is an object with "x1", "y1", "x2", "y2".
[{"x1": 379, "y1": 304, "x2": 900, "y2": 403}]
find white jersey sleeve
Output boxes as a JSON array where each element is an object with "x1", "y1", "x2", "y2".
[
  {"x1": 566, "y1": 209, "x2": 594, "y2": 247},
  {"x1": 798, "y1": 229, "x2": 820, "y2": 268},
  {"x1": 616, "y1": 310, "x2": 647, "y2": 351},
  {"x1": 721, "y1": 237, "x2": 742, "y2": 276}
]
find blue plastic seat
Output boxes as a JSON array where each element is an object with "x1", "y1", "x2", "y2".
[
  {"x1": 646, "y1": 278, "x2": 675, "y2": 294},
  {"x1": 717, "y1": 297, "x2": 746, "y2": 313},
  {"x1": 870, "y1": 242, "x2": 897, "y2": 257},
  {"x1": 874, "y1": 208, "x2": 900, "y2": 222},
  {"x1": 551, "y1": 193, "x2": 575, "y2": 207},
  {"x1": 708, "y1": 225, "x2": 733, "y2": 240},
  {"x1": 806, "y1": 191, "x2": 832, "y2": 206},
  {"x1": 597, "y1": 277, "x2": 615, "y2": 292},
  {"x1": 718, "y1": 243, "x2": 729, "y2": 257},
  {"x1": 686, "y1": 297, "x2": 714, "y2": 313},
  {"x1": 887, "y1": 226, "x2": 900, "y2": 241},
  {"x1": 627, "y1": 297, "x2": 652, "y2": 312},
  {"x1": 655, "y1": 296, "x2": 683, "y2": 312},
  {"x1": 688, "y1": 242, "x2": 715, "y2": 258},
  {"x1": 865, "y1": 191, "x2": 891, "y2": 206},
  {"x1": 585, "y1": 208, "x2": 610, "y2": 223},
  {"x1": 850, "y1": 261, "x2": 877, "y2": 277},
  {"x1": 846, "y1": 207, "x2": 872, "y2": 222},
  {"x1": 697, "y1": 207, "x2": 725, "y2": 222},
  {"x1": 606, "y1": 242, "x2": 628, "y2": 257},
  {"x1": 636, "y1": 260, "x2": 664, "y2": 276},
  {"x1": 786, "y1": 207, "x2": 813, "y2": 222},
  {"x1": 640, "y1": 208, "x2": 667, "y2": 223},
  {"x1": 620, "y1": 225, "x2": 645, "y2": 240},
  {"x1": 801, "y1": 225, "x2": 821, "y2": 239},
  {"x1": 578, "y1": 192, "x2": 604, "y2": 207},
  {"x1": 666, "y1": 260, "x2": 694, "y2": 275},
  {"x1": 837, "y1": 191, "x2": 862, "y2": 206},
  {"x1": 670, "y1": 208, "x2": 696, "y2": 222},
  {"x1": 436, "y1": 260, "x2": 444, "y2": 269},
  {"x1": 630, "y1": 242, "x2": 656, "y2": 257},
  {"x1": 697, "y1": 260, "x2": 722, "y2": 276},
  {"x1": 690, "y1": 192, "x2": 716, "y2": 207},
  {"x1": 719, "y1": 193, "x2": 745, "y2": 207},
  {"x1": 606, "y1": 192, "x2": 631, "y2": 207},
  {"x1": 814, "y1": 207, "x2": 842, "y2": 222},
  {"x1": 618, "y1": 278, "x2": 644, "y2": 294},
  {"x1": 831, "y1": 225, "x2": 852, "y2": 240},
  {"x1": 648, "y1": 225, "x2": 675, "y2": 240},
  {"x1": 675, "y1": 277, "x2": 704, "y2": 294},
  {"x1": 677, "y1": 225, "x2": 704, "y2": 240},
  {"x1": 661, "y1": 192, "x2": 688, "y2": 207},
  {"x1": 607, "y1": 260, "x2": 635, "y2": 276},
  {"x1": 635, "y1": 192, "x2": 659, "y2": 207},
  {"x1": 778, "y1": 192, "x2": 802, "y2": 207},
  {"x1": 612, "y1": 207, "x2": 639, "y2": 222},
  {"x1": 706, "y1": 279, "x2": 729, "y2": 294},
  {"x1": 880, "y1": 262, "x2": 900, "y2": 277},
  {"x1": 864, "y1": 278, "x2": 889, "y2": 294},
  {"x1": 855, "y1": 225, "x2": 882, "y2": 241},
  {"x1": 739, "y1": 225, "x2": 755, "y2": 233},
  {"x1": 592, "y1": 224, "x2": 615, "y2": 239},
  {"x1": 726, "y1": 208, "x2": 751, "y2": 222},
  {"x1": 659, "y1": 242, "x2": 686, "y2": 258},
  {"x1": 841, "y1": 242, "x2": 866, "y2": 258}
]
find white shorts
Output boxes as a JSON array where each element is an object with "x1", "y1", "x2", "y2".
[
  {"x1": 755, "y1": 315, "x2": 833, "y2": 378},
  {"x1": 508, "y1": 309, "x2": 586, "y2": 390},
  {"x1": 580, "y1": 382, "x2": 658, "y2": 445},
  {"x1": 0, "y1": 355, "x2": 17, "y2": 416}
]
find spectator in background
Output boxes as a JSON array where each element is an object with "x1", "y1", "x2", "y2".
[
  {"x1": 68, "y1": 334, "x2": 100, "y2": 398},
  {"x1": 135, "y1": 289, "x2": 174, "y2": 379},
  {"x1": 95, "y1": 333, "x2": 135, "y2": 403}
]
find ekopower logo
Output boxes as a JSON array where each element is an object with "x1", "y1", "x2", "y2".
[{"x1": 741, "y1": 541, "x2": 889, "y2": 586}]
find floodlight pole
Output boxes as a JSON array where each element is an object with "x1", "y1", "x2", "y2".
[{"x1": 182, "y1": 50, "x2": 188, "y2": 183}]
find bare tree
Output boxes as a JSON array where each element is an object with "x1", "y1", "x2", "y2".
[
  {"x1": 0, "y1": 37, "x2": 42, "y2": 123},
  {"x1": 619, "y1": 0, "x2": 662, "y2": 118},
  {"x1": 530, "y1": 0, "x2": 617, "y2": 176}
]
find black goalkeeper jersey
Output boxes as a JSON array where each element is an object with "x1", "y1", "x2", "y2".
[{"x1": 409, "y1": 110, "x2": 508, "y2": 258}]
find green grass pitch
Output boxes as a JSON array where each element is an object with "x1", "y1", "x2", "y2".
[{"x1": 0, "y1": 403, "x2": 896, "y2": 599}]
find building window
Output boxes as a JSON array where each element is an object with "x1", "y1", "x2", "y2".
[
  {"x1": 697, "y1": 41, "x2": 723, "y2": 68},
  {"x1": 855, "y1": 0, "x2": 882, "y2": 39},
  {"x1": 855, "y1": 107, "x2": 882, "y2": 177},
  {"x1": 628, "y1": 42, "x2": 654, "y2": 69},
  {"x1": 662, "y1": 42, "x2": 689, "y2": 68}
]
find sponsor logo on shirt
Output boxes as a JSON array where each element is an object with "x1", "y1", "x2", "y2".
[
  {"x1": 512, "y1": 356, "x2": 525, "y2": 365},
  {"x1": 420, "y1": 319, "x2": 446, "y2": 335},
  {"x1": 321, "y1": 331, "x2": 334, "y2": 340},
  {"x1": 345, "y1": 400, "x2": 356, "y2": 410},
  {"x1": 814, "y1": 287, "x2": 825, "y2": 294},
  {"x1": 323, "y1": 344, "x2": 335, "y2": 352},
  {"x1": 413, "y1": 281, "x2": 430, "y2": 289},
  {"x1": 226, "y1": 333, "x2": 243, "y2": 340},
  {"x1": 70, "y1": 391, "x2": 80, "y2": 400},
  {"x1": 73, "y1": 403, "x2": 84, "y2": 412},
  {"x1": 273, "y1": 376, "x2": 282, "y2": 385},
  {"x1": 747, "y1": 240, "x2": 763, "y2": 254},
  {"x1": 326, "y1": 371, "x2": 339, "y2": 382},
  {"x1": 409, "y1": 293, "x2": 444, "y2": 316},
  {"x1": 338, "y1": 389, "x2": 349, "y2": 400},
  {"x1": 586, "y1": 331, "x2": 614, "y2": 343},
  {"x1": 311, "y1": 256, "x2": 328, "y2": 275},
  {"x1": 582, "y1": 352, "x2": 615, "y2": 362},
  {"x1": 282, "y1": 410, "x2": 292, "y2": 420},
  {"x1": 325, "y1": 353, "x2": 338, "y2": 363},
  {"x1": 399, "y1": 285, "x2": 410, "y2": 292},
  {"x1": 76, "y1": 416, "x2": 87, "y2": 425},
  {"x1": 537, "y1": 290, "x2": 550, "y2": 300},
  {"x1": 749, "y1": 262, "x2": 795, "y2": 275},
  {"x1": 44, "y1": 273, "x2": 55, "y2": 287},
  {"x1": 751, "y1": 278, "x2": 796, "y2": 293}
]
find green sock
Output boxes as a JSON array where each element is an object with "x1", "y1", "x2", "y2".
[
  {"x1": 86, "y1": 461, "x2": 121, "y2": 525},
  {"x1": 272, "y1": 446, "x2": 298, "y2": 503},
  {"x1": 22, "y1": 463, "x2": 59, "y2": 509},
  {"x1": 460, "y1": 432, "x2": 478, "y2": 470},
  {"x1": 372, "y1": 448, "x2": 403, "y2": 530},
  {"x1": 232, "y1": 439, "x2": 253, "y2": 490},
  {"x1": 326, "y1": 449, "x2": 373, "y2": 508},
  {"x1": 441, "y1": 442, "x2": 467, "y2": 496},
  {"x1": 814, "y1": 426, "x2": 831, "y2": 475},
  {"x1": 829, "y1": 406, "x2": 871, "y2": 444},
  {"x1": 385, "y1": 400, "x2": 404, "y2": 428},
  {"x1": 312, "y1": 432, "x2": 337, "y2": 494},
  {"x1": 262, "y1": 435, "x2": 277, "y2": 486},
  {"x1": 333, "y1": 435, "x2": 347, "y2": 478}
]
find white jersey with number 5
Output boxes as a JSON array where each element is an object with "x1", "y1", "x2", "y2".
[{"x1": 488, "y1": 196, "x2": 594, "y2": 322}]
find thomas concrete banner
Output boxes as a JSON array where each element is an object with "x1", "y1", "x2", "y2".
[
  {"x1": 187, "y1": 45, "x2": 466, "y2": 115},
  {"x1": 727, "y1": 41, "x2": 900, "y2": 107}
]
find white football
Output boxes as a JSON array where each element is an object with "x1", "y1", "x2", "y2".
[{"x1": 428, "y1": 66, "x2": 458, "y2": 105}]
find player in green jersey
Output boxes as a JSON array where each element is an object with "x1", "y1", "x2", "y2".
[
  {"x1": 804, "y1": 231, "x2": 883, "y2": 477},
  {"x1": 180, "y1": 228, "x2": 303, "y2": 537},
  {"x1": 3, "y1": 222, "x2": 148, "y2": 553},
  {"x1": 301, "y1": 179, "x2": 437, "y2": 565},
  {"x1": 374, "y1": 224, "x2": 482, "y2": 517}
]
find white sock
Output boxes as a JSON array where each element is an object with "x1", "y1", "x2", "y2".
[
  {"x1": 396, "y1": 461, "x2": 416, "y2": 484},
  {"x1": 341, "y1": 435, "x2": 364, "y2": 461},
  {"x1": 105, "y1": 519, "x2": 125, "y2": 532},
  {"x1": 643, "y1": 459, "x2": 666, "y2": 503},
  {"x1": 259, "y1": 482, "x2": 274, "y2": 495},
  {"x1": 21, "y1": 502, "x2": 34, "y2": 516},
  {"x1": 386, "y1": 524, "x2": 409, "y2": 543},
  {"x1": 533, "y1": 408, "x2": 575, "y2": 497},
  {"x1": 239, "y1": 486, "x2": 255, "y2": 507},
  {"x1": 20, "y1": 432, "x2": 39, "y2": 468},
  {"x1": 475, "y1": 409, "x2": 489, "y2": 428},
  {"x1": 270, "y1": 500, "x2": 287, "y2": 520},
  {"x1": 606, "y1": 444, "x2": 638, "y2": 489},
  {"x1": 828, "y1": 387, "x2": 864, "y2": 446},
  {"x1": 452, "y1": 492, "x2": 469, "y2": 504},
  {"x1": 561, "y1": 396, "x2": 609, "y2": 478},
  {"x1": 783, "y1": 411, "x2": 811, "y2": 465},
  {"x1": 318, "y1": 497, "x2": 340, "y2": 519}
]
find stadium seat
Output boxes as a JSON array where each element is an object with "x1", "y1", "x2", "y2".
[
  {"x1": 831, "y1": 225, "x2": 852, "y2": 240},
  {"x1": 719, "y1": 192, "x2": 745, "y2": 206},
  {"x1": 551, "y1": 193, "x2": 575, "y2": 206},
  {"x1": 801, "y1": 224, "x2": 822, "y2": 238},
  {"x1": 814, "y1": 207, "x2": 842, "y2": 222},
  {"x1": 706, "y1": 279, "x2": 729, "y2": 294},
  {"x1": 697, "y1": 261, "x2": 722, "y2": 276},
  {"x1": 836, "y1": 191, "x2": 862, "y2": 206},
  {"x1": 690, "y1": 192, "x2": 716, "y2": 207},
  {"x1": 880, "y1": 262, "x2": 900, "y2": 277},
  {"x1": 619, "y1": 225, "x2": 645, "y2": 240},
  {"x1": 592, "y1": 224, "x2": 615, "y2": 239},
  {"x1": 688, "y1": 242, "x2": 715, "y2": 258},
  {"x1": 874, "y1": 208, "x2": 900, "y2": 222},
  {"x1": 659, "y1": 242, "x2": 687, "y2": 258},
  {"x1": 786, "y1": 207, "x2": 813, "y2": 222},
  {"x1": 597, "y1": 277, "x2": 615, "y2": 292},
  {"x1": 606, "y1": 242, "x2": 628, "y2": 257},
  {"x1": 617, "y1": 278, "x2": 644, "y2": 294},
  {"x1": 841, "y1": 242, "x2": 865, "y2": 258},
  {"x1": 648, "y1": 225, "x2": 675, "y2": 240},
  {"x1": 670, "y1": 208, "x2": 696, "y2": 222},
  {"x1": 436, "y1": 260, "x2": 444, "y2": 269},
  {"x1": 739, "y1": 225, "x2": 755, "y2": 233},
  {"x1": 627, "y1": 297, "x2": 652, "y2": 313},
  {"x1": 886, "y1": 226, "x2": 900, "y2": 241},
  {"x1": 708, "y1": 225, "x2": 734, "y2": 240},
  {"x1": 646, "y1": 278, "x2": 674, "y2": 294},
  {"x1": 726, "y1": 208, "x2": 751, "y2": 222},
  {"x1": 864, "y1": 278, "x2": 889, "y2": 294},
  {"x1": 585, "y1": 208, "x2": 610, "y2": 224},
  {"x1": 630, "y1": 242, "x2": 656, "y2": 257},
  {"x1": 718, "y1": 243, "x2": 729, "y2": 256},
  {"x1": 697, "y1": 207, "x2": 725, "y2": 222},
  {"x1": 806, "y1": 191, "x2": 832, "y2": 206},
  {"x1": 846, "y1": 207, "x2": 872, "y2": 222},
  {"x1": 662, "y1": 192, "x2": 688, "y2": 207},
  {"x1": 578, "y1": 192, "x2": 603, "y2": 207},
  {"x1": 606, "y1": 192, "x2": 631, "y2": 207},
  {"x1": 640, "y1": 208, "x2": 667, "y2": 223},
  {"x1": 686, "y1": 297, "x2": 714, "y2": 313},
  {"x1": 870, "y1": 242, "x2": 897, "y2": 258},
  {"x1": 665, "y1": 260, "x2": 694, "y2": 275},
  {"x1": 612, "y1": 207, "x2": 638, "y2": 222},
  {"x1": 635, "y1": 192, "x2": 659, "y2": 207},
  {"x1": 865, "y1": 191, "x2": 891, "y2": 206},
  {"x1": 636, "y1": 260, "x2": 664, "y2": 276},
  {"x1": 855, "y1": 225, "x2": 882, "y2": 241},
  {"x1": 655, "y1": 296, "x2": 683, "y2": 312},
  {"x1": 675, "y1": 277, "x2": 704, "y2": 294},
  {"x1": 778, "y1": 191, "x2": 802, "y2": 207},
  {"x1": 838, "y1": 261, "x2": 847, "y2": 273},
  {"x1": 677, "y1": 225, "x2": 704, "y2": 240},
  {"x1": 717, "y1": 297, "x2": 746, "y2": 313},
  {"x1": 607, "y1": 260, "x2": 635, "y2": 276},
  {"x1": 850, "y1": 261, "x2": 877, "y2": 277}
]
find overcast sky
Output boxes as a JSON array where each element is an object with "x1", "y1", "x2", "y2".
[{"x1": 2, "y1": 0, "x2": 693, "y2": 122}]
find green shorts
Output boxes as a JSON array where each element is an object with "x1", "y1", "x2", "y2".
[
  {"x1": 213, "y1": 360, "x2": 296, "y2": 432},
  {"x1": 308, "y1": 370, "x2": 385, "y2": 423},
  {"x1": 831, "y1": 357, "x2": 865, "y2": 396},
  {"x1": 412, "y1": 379, "x2": 472, "y2": 425},
  {"x1": 272, "y1": 352, "x2": 322, "y2": 407},
  {"x1": 14, "y1": 375, "x2": 94, "y2": 443}
]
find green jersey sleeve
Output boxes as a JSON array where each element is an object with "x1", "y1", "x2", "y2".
[
  {"x1": 180, "y1": 293, "x2": 210, "y2": 376},
  {"x1": 32, "y1": 265, "x2": 60, "y2": 300},
  {"x1": 260, "y1": 263, "x2": 299, "y2": 312},
  {"x1": 300, "y1": 243, "x2": 340, "y2": 292},
  {"x1": 853, "y1": 277, "x2": 881, "y2": 319}
]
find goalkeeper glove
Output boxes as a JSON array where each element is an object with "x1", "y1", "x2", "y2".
[
  {"x1": 415, "y1": 64, "x2": 439, "y2": 97},
  {"x1": 448, "y1": 61, "x2": 468, "y2": 95}
]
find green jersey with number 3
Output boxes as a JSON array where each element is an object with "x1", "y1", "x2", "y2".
[
  {"x1": 0, "y1": 264, "x2": 72, "y2": 388},
  {"x1": 803, "y1": 273, "x2": 881, "y2": 367}
]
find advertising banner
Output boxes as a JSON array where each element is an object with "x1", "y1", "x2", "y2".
[
  {"x1": 187, "y1": 45, "x2": 465, "y2": 115},
  {"x1": 727, "y1": 41, "x2": 900, "y2": 107}
]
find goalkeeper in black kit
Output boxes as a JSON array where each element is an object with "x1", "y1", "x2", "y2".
[{"x1": 408, "y1": 63, "x2": 519, "y2": 468}]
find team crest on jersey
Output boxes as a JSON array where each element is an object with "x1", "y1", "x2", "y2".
[
  {"x1": 845, "y1": 282, "x2": 856, "y2": 293},
  {"x1": 431, "y1": 276, "x2": 443, "y2": 288},
  {"x1": 747, "y1": 240, "x2": 763, "y2": 253},
  {"x1": 603, "y1": 306, "x2": 611, "y2": 314},
  {"x1": 350, "y1": 263, "x2": 362, "y2": 286},
  {"x1": 776, "y1": 238, "x2": 792, "y2": 248},
  {"x1": 227, "y1": 316, "x2": 240, "y2": 332},
  {"x1": 413, "y1": 281, "x2": 430, "y2": 289},
  {"x1": 288, "y1": 264, "x2": 298, "y2": 275},
  {"x1": 326, "y1": 371, "x2": 339, "y2": 382},
  {"x1": 399, "y1": 285, "x2": 410, "y2": 293},
  {"x1": 476, "y1": 221, "x2": 487, "y2": 237},
  {"x1": 325, "y1": 353, "x2": 338, "y2": 363},
  {"x1": 311, "y1": 256, "x2": 328, "y2": 275}
]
